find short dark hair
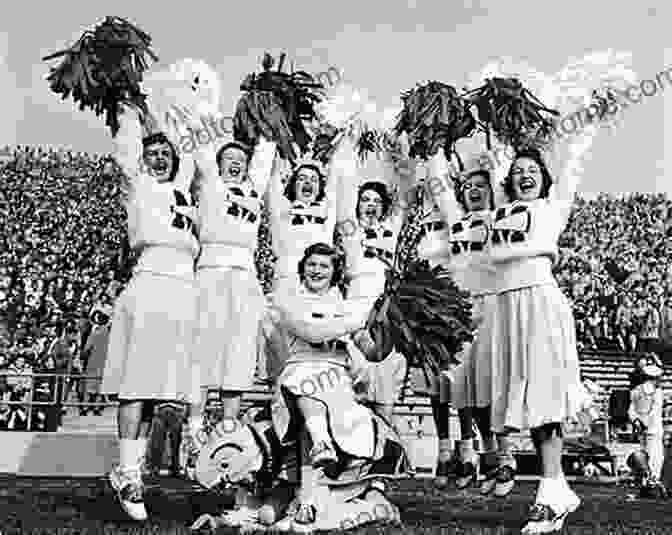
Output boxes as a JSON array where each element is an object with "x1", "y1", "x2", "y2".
[
  {"x1": 297, "y1": 242, "x2": 344, "y2": 288},
  {"x1": 503, "y1": 148, "x2": 553, "y2": 201},
  {"x1": 455, "y1": 170, "x2": 495, "y2": 211},
  {"x1": 216, "y1": 141, "x2": 253, "y2": 170},
  {"x1": 357, "y1": 181, "x2": 393, "y2": 220},
  {"x1": 142, "y1": 133, "x2": 180, "y2": 182},
  {"x1": 284, "y1": 164, "x2": 327, "y2": 203}
]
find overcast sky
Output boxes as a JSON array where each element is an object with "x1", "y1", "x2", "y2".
[{"x1": 0, "y1": 0, "x2": 669, "y2": 195}]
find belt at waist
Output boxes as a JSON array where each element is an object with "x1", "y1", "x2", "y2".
[
  {"x1": 493, "y1": 256, "x2": 556, "y2": 293},
  {"x1": 135, "y1": 246, "x2": 195, "y2": 280},
  {"x1": 197, "y1": 243, "x2": 254, "y2": 270}
]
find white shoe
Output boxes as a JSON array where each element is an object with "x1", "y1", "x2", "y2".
[
  {"x1": 521, "y1": 490, "x2": 581, "y2": 534},
  {"x1": 109, "y1": 465, "x2": 148, "y2": 521},
  {"x1": 219, "y1": 506, "x2": 261, "y2": 527}
]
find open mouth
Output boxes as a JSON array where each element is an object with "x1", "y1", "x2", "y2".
[
  {"x1": 364, "y1": 207, "x2": 378, "y2": 217},
  {"x1": 301, "y1": 186, "x2": 314, "y2": 197},
  {"x1": 228, "y1": 163, "x2": 242, "y2": 178},
  {"x1": 308, "y1": 273, "x2": 326, "y2": 284},
  {"x1": 468, "y1": 191, "x2": 483, "y2": 203},
  {"x1": 519, "y1": 178, "x2": 536, "y2": 193},
  {"x1": 153, "y1": 160, "x2": 169, "y2": 174}
]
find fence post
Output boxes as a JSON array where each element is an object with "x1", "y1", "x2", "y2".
[{"x1": 26, "y1": 374, "x2": 34, "y2": 431}]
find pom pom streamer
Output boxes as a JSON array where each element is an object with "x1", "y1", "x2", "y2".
[
  {"x1": 394, "y1": 81, "x2": 477, "y2": 161},
  {"x1": 43, "y1": 16, "x2": 158, "y2": 136},
  {"x1": 316, "y1": 81, "x2": 391, "y2": 161},
  {"x1": 365, "y1": 259, "x2": 474, "y2": 375},
  {"x1": 141, "y1": 58, "x2": 222, "y2": 139},
  {"x1": 464, "y1": 77, "x2": 559, "y2": 152},
  {"x1": 233, "y1": 53, "x2": 324, "y2": 161},
  {"x1": 361, "y1": 192, "x2": 474, "y2": 374}
]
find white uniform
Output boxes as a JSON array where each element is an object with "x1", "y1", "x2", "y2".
[
  {"x1": 193, "y1": 139, "x2": 275, "y2": 393},
  {"x1": 485, "y1": 163, "x2": 589, "y2": 433},
  {"x1": 102, "y1": 104, "x2": 199, "y2": 402}
]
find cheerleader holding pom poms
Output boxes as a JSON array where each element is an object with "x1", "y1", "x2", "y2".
[
  {"x1": 465, "y1": 52, "x2": 637, "y2": 534},
  {"x1": 43, "y1": 20, "x2": 215, "y2": 521}
]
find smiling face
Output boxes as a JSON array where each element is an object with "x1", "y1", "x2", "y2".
[
  {"x1": 142, "y1": 141, "x2": 175, "y2": 183},
  {"x1": 358, "y1": 188, "x2": 384, "y2": 223},
  {"x1": 303, "y1": 253, "x2": 335, "y2": 295},
  {"x1": 510, "y1": 157, "x2": 544, "y2": 202},
  {"x1": 462, "y1": 173, "x2": 492, "y2": 212},
  {"x1": 293, "y1": 167, "x2": 320, "y2": 205},
  {"x1": 218, "y1": 146, "x2": 249, "y2": 183}
]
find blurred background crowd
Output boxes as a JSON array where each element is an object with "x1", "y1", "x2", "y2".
[{"x1": 0, "y1": 146, "x2": 671, "y2": 430}]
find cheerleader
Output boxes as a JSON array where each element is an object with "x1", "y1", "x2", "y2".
[
  {"x1": 439, "y1": 160, "x2": 504, "y2": 493},
  {"x1": 335, "y1": 136, "x2": 410, "y2": 421},
  {"x1": 187, "y1": 137, "x2": 275, "y2": 442},
  {"x1": 408, "y1": 152, "x2": 468, "y2": 486},
  {"x1": 268, "y1": 242, "x2": 381, "y2": 527},
  {"x1": 267, "y1": 152, "x2": 338, "y2": 295},
  {"x1": 101, "y1": 103, "x2": 200, "y2": 521},
  {"x1": 486, "y1": 147, "x2": 587, "y2": 534}
]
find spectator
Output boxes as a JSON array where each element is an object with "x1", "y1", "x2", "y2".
[{"x1": 81, "y1": 301, "x2": 113, "y2": 415}]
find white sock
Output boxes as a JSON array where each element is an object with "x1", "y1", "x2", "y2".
[
  {"x1": 305, "y1": 416, "x2": 331, "y2": 446},
  {"x1": 188, "y1": 415, "x2": 202, "y2": 431},
  {"x1": 535, "y1": 477, "x2": 550, "y2": 504},
  {"x1": 540, "y1": 476, "x2": 573, "y2": 511},
  {"x1": 119, "y1": 438, "x2": 147, "y2": 470}
]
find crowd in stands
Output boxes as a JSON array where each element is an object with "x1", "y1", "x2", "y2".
[
  {"x1": 555, "y1": 193, "x2": 672, "y2": 356},
  {"x1": 0, "y1": 146, "x2": 127, "y2": 429},
  {"x1": 1, "y1": 146, "x2": 672, "y2": 429}
]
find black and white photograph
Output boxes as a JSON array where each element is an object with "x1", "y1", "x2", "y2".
[{"x1": 0, "y1": 1, "x2": 671, "y2": 533}]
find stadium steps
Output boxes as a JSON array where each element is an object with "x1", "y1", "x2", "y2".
[{"x1": 59, "y1": 406, "x2": 117, "y2": 433}]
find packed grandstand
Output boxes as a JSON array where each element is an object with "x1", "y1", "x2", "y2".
[{"x1": 1, "y1": 144, "x2": 672, "y2": 430}]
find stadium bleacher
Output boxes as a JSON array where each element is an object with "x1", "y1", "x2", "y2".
[{"x1": 2, "y1": 147, "x2": 672, "y2": 477}]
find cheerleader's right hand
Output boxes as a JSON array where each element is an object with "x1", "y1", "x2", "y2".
[{"x1": 352, "y1": 328, "x2": 377, "y2": 359}]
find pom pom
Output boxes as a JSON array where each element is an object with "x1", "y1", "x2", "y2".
[
  {"x1": 358, "y1": 194, "x2": 474, "y2": 372},
  {"x1": 43, "y1": 16, "x2": 158, "y2": 136},
  {"x1": 315, "y1": 81, "x2": 389, "y2": 161},
  {"x1": 365, "y1": 260, "x2": 474, "y2": 373},
  {"x1": 233, "y1": 52, "x2": 324, "y2": 161},
  {"x1": 465, "y1": 77, "x2": 559, "y2": 152},
  {"x1": 394, "y1": 82, "x2": 476, "y2": 161},
  {"x1": 141, "y1": 58, "x2": 221, "y2": 139}
]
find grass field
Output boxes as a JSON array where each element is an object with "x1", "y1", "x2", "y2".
[{"x1": 0, "y1": 475, "x2": 669, "y2": 534}]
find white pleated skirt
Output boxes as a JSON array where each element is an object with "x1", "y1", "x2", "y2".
[
  {"x1": 194, "y1": 267, "x2": 266, "y2": 392},
  {"x1": 451, "y1": 294, "x2": 497, "y2": 410},
  {"x1": 101, "y1": 271, "x2": 197, "y2": 402},
  {"x1": 485, "y1": 283, "x2": 591, "y2": 433}
]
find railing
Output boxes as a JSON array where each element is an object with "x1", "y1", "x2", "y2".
[
  {"x1": 0, "y1": 372, "x2": 114, "y2": 431},
  {"x1": 1, "y1": 352, "x2": 672, "y2": 432}
]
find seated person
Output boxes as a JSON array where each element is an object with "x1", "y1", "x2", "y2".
[{"x1": 191, "y1": 242, "x2": 410, "y2": 532}]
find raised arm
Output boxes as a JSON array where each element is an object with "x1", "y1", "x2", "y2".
[
  {"x1": 333, "y1": 134, "x2": 359, "y2": 226},
  {"x1": 248, "y1": 137, "x2": 277, "y2": 195},
  {"x1": 385, "y1": 133, "x2": 418, "y2": 228},
  {"x1": 425, "y1": 151, "x2": 461, "y2": 223},
  {"x1": 112, "y1": 103, "x2": 144, "y2": 196},
  {"x1": 549, "y1": 125, "x2": 597, "y2": 222},
  {"x1": 266, "y1": 151, "x2": 291, "y2": 220}
]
